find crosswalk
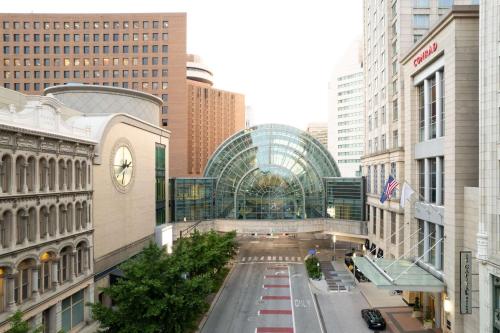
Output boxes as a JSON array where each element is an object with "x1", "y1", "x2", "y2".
[{"x1": 239, "y1": 256, "x2": 302, "y2": 263}]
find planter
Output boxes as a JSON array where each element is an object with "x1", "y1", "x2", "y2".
[
  {"x1": 423, "y1": 320, "x2": 433, "y2": 329},
  {"x1": 412, "y1": 310, "x2": 422, "y2": 318}
]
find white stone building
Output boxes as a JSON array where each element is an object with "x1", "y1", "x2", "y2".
[{"x1": 328, "y1": 40, "x2": 364, "y2": 177}]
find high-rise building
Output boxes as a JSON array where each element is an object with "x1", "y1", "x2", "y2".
[
  {"x1": 186, "y1": 54, "x2": 245, "y2": 176},
  {"x1": 477, "y1": 0, "x2": 500, "y2": 332},
  {"x1": 0, "y1": 13, "x2": 187, "y2": 175},
  {"x1": 306, "y1": 123, "x2": 328, "y2": 148},
  {"x1": 328, "y1": 40, "x2": 364, "y2": 177}
]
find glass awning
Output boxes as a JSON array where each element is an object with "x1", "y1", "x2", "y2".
[{"x1": 353, "y1": 256, "x2": 445, "y2": 292}]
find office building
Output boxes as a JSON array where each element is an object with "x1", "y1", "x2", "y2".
[
  {"x1": 0, "y1": 13, "x2": 186, "y2": 176},
  {"x1": 186, "y1": 54, "x2": 245, "y2": 176},
  {"x1": 306, "y1": 123, "x2": 328, "y2": 148},
  {"x1": 328, "y1": 40, "x2": 364, "y2": 177}
]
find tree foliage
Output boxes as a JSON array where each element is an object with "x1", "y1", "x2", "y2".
[
  {"x1": 91, "y1": 230, "x2": 237, "y2": 333},
  {"x1": 6, "y1": 311, "x2": 42, "y2": 333},
  {"x1": 305, "y1": 256, "x2": 322, "y2": 280}
]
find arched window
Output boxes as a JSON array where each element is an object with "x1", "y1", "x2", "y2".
[
  {"x1": 58, "y1": 160, "x2": 66, "y2": 191},
  {"x1": 48, "y1": 158, "x2": 56, "y2": 191},
  {"x1": 76, "y1": 242, "x2": 86, "y2": 276},
  {"x1": 39, "y1": 206, "x2": 49, "y2": 239},
  {"x1": 39, "y1": 158, "x2": 47, "y2": 191},
  {"x1": 82, "y1": 202, "x2": 88, "y2": 229},
  {"x1": 39, "y1": 252, "x2": 55, "y2": 294},
  {"x1": 74, "y1": 161, "x2": 81, "y2": 190},
  {"x1": 66, "y1": 160, "x2": 72, "y2": 190},
  {"x1": 15, "y1": 259, "x2": 36, "y2": 304},
  {"x1": 15, "y1": 156, "x2": 26, "y2": 193},
  {"x1": 16, "y1": 209, "x2": 28, "y2": 244},
  {"x1": 0, "y1": 211, "x2": 13, "y2": 248},
  {"x1": 58, "y1": 205, "x2": 66, "y2": 234},
  {"x1": 75, "y1": 202, "x2": 82, "y2": 230},
  {"x1": 66, "y1": 203, "x2": 73, "y2": 232},
  {"x1": 0, "y1": 266, "x2": 7, "y2": 312},
  {"x1": 27, "y1": 207, "x2": 36, "y2": 242},
  {"x1": 1, "y1": 154, "x2": 13, "y2": 193},
  {"x1": 26, "y1": 156, "x2": 36, "y2": 192},
  {"x1": 59, "y1": 247, "x2": 72, "y2": 284},
  {"x1": 48, "y1": 205, "x2": 57, "y2": 236}
]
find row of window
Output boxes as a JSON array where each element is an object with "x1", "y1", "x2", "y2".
[
  {"x1": 366, "y1": 162, "x2": 397, "y2": 196},
  {"x1": 418, "y1": 71, "x2": 445, "y2": 141},
  {"x1": 367, "y1": 130, "x2": 399, "y2": 154},
  {"x1": 417, "y1": 219, "x2": 444, "y2": 271},
  {"x1": 3, "y1": 32, "x2": 169, "y2": 43},
  {"x1": 4, "y1": 81, "x2": 168, "y2": 92},
  {"x1": 4, "y1": 56, "x2": 169, "y2": 67},
  {"x1": 5, "y1": 69, "x2": 168, "y2": 80},
  {"x1": 418, "y1": 157, "x2": 445, "y2": 205},
  {"x1": 370, "y1": 207, "x2": 399, "y2": 246},
  {"x1": 2, "y1": 20, "x2": 169, "y2": 30},
  {"x1": 3, "y1": 44, "x2": 168, "y2": 55}
]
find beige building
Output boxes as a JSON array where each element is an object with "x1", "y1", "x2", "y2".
[
  {"x1": 306, "y1": 123, "x2": 328, "y2": 148},
  {"x1": 0, "y1": 13, "x2": 186, "y2": 177},
  {"x1": 0, "y1": 87, "x2": 95, "y2": 332},
  {"x1": 400, "y1": 6, "x2": 479, "y2": 332},
  {"x1": 186, "y1": 54, "x2": 245, "y2": 176},
  {"x1": 362, "y1": 0, "x2": 476, "y2": 264},
  {"x1": 477, "y1": 0, "x2": 500, "y2": 332}
]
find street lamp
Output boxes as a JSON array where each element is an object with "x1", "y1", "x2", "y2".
[{"x1": 333, "y1": 234, "x2": 337, "y2": 260}]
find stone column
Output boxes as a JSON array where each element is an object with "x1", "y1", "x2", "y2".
[
  {"x1": 44, "y1": 162, "x2": 49, "y2": 192},
  {"x1": 435, "y1": 226, "x2": 443, "y2": 270},
  {"x1": 34, "y1": 159, "x2": 39, "y2": 193},
  {"x1": 31, "y1": 266, "x2": 40, "y2": 301},
  {"x1": 22, "y1": 161, "x2": 28, "y2": 193},
  {"x1": 54, "y1": 162, "x2": 58, "y2": 191},
  {"x1": 61, "y1": 165, "x2": 67, "y2": 191},
  {"x1": 436, "y1": 157, "x2": 442, "y2": 206},
  {"x1": 69, "y1": 252, "x2": 76, "y2": 281},
  {"x1": 435, "y1": 71, "x2": 443, "y2": 138},
  {"x1": 424, "y1": 158, "x2": 430, "y2": 202},
  {"x1": 6, "y1": 272, "x2": 17, "y2": 311},
  {"x1": 424, "y1": 79, "x2": 431, "y2": 141},
  {"x1": 0, "y1": 160, "x2": 4, "y2": 193},
  {"x1": 10, "y1": 156, "x2": 16, "y2": 193},
  {"x1": 10, "y1": 214, "x2": 16, "y2": 250},
  {"x1": 51, "y1": 260, "x2": 59, "y2": 290},
  {"x1": 424, "y1": 221, "x2": 430, "y2": 262},
  {"x1": 21, "y1": 212, "x2": 29, "y2": 246},
  {"x1": 83, "y1": 247, "x2": 90, "y2": 274}
]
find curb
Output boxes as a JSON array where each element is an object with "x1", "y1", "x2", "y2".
[{"x1": 196, "y1": 261, "x2": 237, "y2": 333}]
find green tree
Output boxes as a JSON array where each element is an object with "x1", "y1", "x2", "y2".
[
  {"x1": 91, "y1": 230, "x2": 237, "y2": 333},
  {"x1": 6, "y1": 311, "x2": 42, "y2": 333}
]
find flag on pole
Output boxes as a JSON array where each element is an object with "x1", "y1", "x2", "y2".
[
  {"x1": 399, "y1": 182, "x2": 415, "y2": 208},
  {"x1": 380, "y1": 175, "x2": 399, "y2": 203}
]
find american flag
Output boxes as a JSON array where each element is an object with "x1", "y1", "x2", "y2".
[{"x1": 380, "y1": 175, "x2": 399, "y2": 203}]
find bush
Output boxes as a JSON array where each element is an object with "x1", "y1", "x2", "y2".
[{"x1": 305, "y1": 256, "x2": 321, "y2": 280}]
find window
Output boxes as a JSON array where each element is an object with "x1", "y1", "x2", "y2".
[
  {"x1": 413, "y1": 14, "x2": 430, "y2": 29},
  {"x1": 418, "y1": 220, "x2": 424, "y2": 257},
  {"x1": 418, "y1": 160, "x2": 425, "y2": 199},
  {"x1": 367, "y1": 166, "x2": 371, "y2": 193},
  {"x1": 390, "y1": 162, "x2": 396, "y2": 197},
  {"x1": 381, "y1": 106, "x2": 386, "y2": 124},
  {"x1": 438, "y1": 0, "x2": 453, "y2": 7},
  {"x1": 379, "y1": 209, "x2": 384, "y2": 239},
  {"x1": 414, "y1": 34, "x2": 423, "y2": 43},
  {"x1": 372, "y1": 207, "x2": 377, "y2": 234},
  {"x1": 162, "y1": 45, "x2": 168, "y2": 53},
  {"x1": 440, "y1": 71, "x2": 445, "y2": 136},
  {"x1": 368, "y1": 115, "x2": 372, "y2": 131},
  {"x1": 374, "y1": 165, "x2": 378, "y2": 194},
  {"x1": 414, "y1": 0, "x2": 430, "y2": 8},
  {"x1": 380, "y1": 164, "x2": 385, "y2": 195},
  {"x1": 155, "y1": 144, "x2": 166, "y2": 225},
  {"x1": 392, "y1": 130, "x2": 398, "y2": 148},
  {"x1": 430, "y1": 158, "x2": 437, "y2": 203},
  {"x1": 374, "y1": 111, "x2": 378, "y2": 128},
  {"x1": 418, "y1": 83, "x2": 425, "y2": 141},
  {"x1": 61, "y1": 290, "x2": 84, "y2": 332},
  {"x1": 430, "y1": 77, "x2": 437, "y2": 139},
  {"x1": 441, "y1": 158, "x2": 445, "y2": 205},
  {"x1": 381, "y1": 134, "x2": 386, "y2": 151},
  {"x1": 393, "y1": 99, "x2": 398, "y2": 121}
]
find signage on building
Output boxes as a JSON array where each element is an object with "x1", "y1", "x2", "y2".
[
  {"x1": 413, "y1": 42, "x2": 438, "y2": 67},
  {"x1": 460, "y1": 251, "x2": 472, "y2": 314}
]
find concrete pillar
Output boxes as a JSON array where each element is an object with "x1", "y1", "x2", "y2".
[
  {"x1": 6, "y1": 272, "x2": 17, "y2": 311},
  {"x1": 21, "y1": 212, "x2": 28, "y2": 246},
  {"x1": 0, "y1": 160, "x2": 4, "y2": 194},
  {"x1": 10, "y1": 156, "x2": 15, "y2": 193},
  {"x1": 436, "y1": 226, "x2": 443, "y2": 270},
  {"x1": 436, "y1": 157, "x2": 442, "y2": 206},
  {"x1": 424, "y1": 221, "x2": 430, "y2": 262},
  {"x1": 34, "y1": 158, "x2": 39, "y2": 193},
  {"x1": 55, "y1": 300, "x2": 62, "y2": 332},
  {"x1": 435, "y1": 71, "x2": 443, "y2": 138},
  {"x1": 10, "y1": 214, "x2": 16, "y2": 250},
  {"x1": 51, "y1": 261, "x2": 59, "y2": 290},
  {"x1": 69, "y1": 252, "x2": 76, "y2": 281},
  {"x1": 424, "y1": 158, "x2": 431, "y2": 202},
  {"x1": 424, "y1": 79, "x2": 431, "y2": 141},
  {"x1": 31, "y1": 266, "x2": 40, "y2": 301},
  {"x1": 44, "y1": 162, "x2": 49, "y2": 192},
  {"x1": 61, "y1": 164, "x2": 66, "y2": 191},
  {"x1": 84, "y1": 283, "x2": 95, "y2": 323},
  {"x1": 22, "y1": 161, "x2": 28, "y2": 193},
  {"x1": 54, "y1": 161, "x2": 58, "y2": 191}
]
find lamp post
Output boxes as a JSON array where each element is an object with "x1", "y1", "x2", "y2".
[
  {"x1": 353, "y1": 252, "x2": 357, "y2": 283},
  {"x1": 333, "y1": 234, "x2": 337, "y2": 261}
]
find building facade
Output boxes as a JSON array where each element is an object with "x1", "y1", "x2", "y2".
[
  {"x1": 0, "y1": 88, "x2": 95, "y2": 332},
  {"x1": 362, "y1": 0, "x2": 474, "y2": 262},
  {"x1": 186, "y1": 54, "x2": 245, "y2": 176},
  {"x1": 306, "y1": 123, "x2": 328, "y2": 148},
  {"x1": 477, "y1": 0, "x2": 500, "y2": 332},
  {"x1": 328, "y1": 40, "x2": 364, "y2": 177},
  {"x1": 401, "y1": 6, "x2": 479, "y2": 332},
  {"x1": 0, "y1": 13, "x2": 187, "y2": 177}
]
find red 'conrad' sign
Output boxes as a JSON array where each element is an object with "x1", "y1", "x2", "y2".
[{"x1": 413, "y1": 42, "x2": 438, "y2": 67}]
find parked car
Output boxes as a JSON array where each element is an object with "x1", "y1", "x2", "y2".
[{"x1": 361, "y1": 308, "x2": 386, "y2": 330}]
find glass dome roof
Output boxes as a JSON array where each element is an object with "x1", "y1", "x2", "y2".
[{"x1": 204, "y1": 124, "x2": 341, "y2": 219}]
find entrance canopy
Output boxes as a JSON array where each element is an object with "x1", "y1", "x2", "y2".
[{"x1": 353, "y1": 256, "x2": 445, "y2": 292}]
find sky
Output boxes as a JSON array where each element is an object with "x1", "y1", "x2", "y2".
[{"x1": 3, "y1": 0, "x2": 363, "y2": 130}]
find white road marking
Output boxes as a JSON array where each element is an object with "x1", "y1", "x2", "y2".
[{"x1": 288, "y1": 265, "x2": 296, "y2": 333}]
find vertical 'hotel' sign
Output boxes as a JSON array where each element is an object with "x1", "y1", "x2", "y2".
[{"x1": 460, "y1": 251, "x2": 472, "y2": 314}]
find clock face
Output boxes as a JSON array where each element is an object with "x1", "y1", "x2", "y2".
[{"x1": 112, "y1": 146, "x2": 134, "y2": 187}]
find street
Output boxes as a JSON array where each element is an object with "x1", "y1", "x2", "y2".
[{"x1": 201, "y1": 236, "x2": 381, "y2": 333}]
